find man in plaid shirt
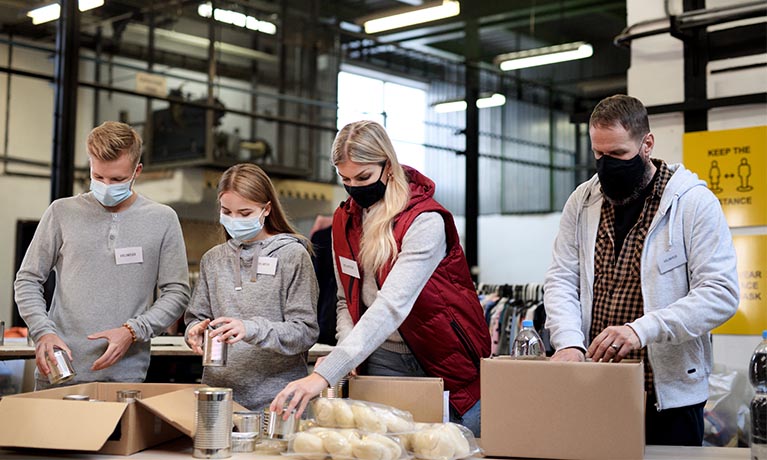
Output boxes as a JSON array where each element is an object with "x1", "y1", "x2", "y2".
[{"x1": 544, "y1": 95, "x2": 739, "y2": 446}]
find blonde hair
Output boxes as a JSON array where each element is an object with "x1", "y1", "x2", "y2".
[
  {"x1": 217, "y1": 163, "x2": 309, "y2": 249},
  {"x1": 87, "y1": 121, "x2": 143, "y2": 167},
  {"x1": 332, "y1": 120, "x2": 410, "y2": 275}
]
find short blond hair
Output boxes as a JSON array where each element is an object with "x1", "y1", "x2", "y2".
[{"x1": 87, "y1": 121, "x2": 142, "y2": 166}]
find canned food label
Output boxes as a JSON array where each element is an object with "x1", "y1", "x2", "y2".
[
  {"x1": 55, "y1": 352, "x2": 70, "y2": 374},
  {"x1": 211, "y1": 339, "x2": 224, "y2": 360}
]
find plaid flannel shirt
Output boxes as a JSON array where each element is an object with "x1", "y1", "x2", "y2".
[{"x1": 590, "y1": 160, "x2": 673, "y2": 394}]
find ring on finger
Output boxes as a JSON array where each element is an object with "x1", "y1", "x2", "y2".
[{"x1": 610, "y1": 343, "x2": 620, "y2": 350}]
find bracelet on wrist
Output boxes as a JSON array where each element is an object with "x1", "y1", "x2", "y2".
[{"x1": 123, "y1": 323, "x2": 138, "y2": 343}]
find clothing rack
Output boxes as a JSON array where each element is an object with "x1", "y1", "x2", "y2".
[{"x1": 477, "y1": 283, "x2": 553, "y2": 356}]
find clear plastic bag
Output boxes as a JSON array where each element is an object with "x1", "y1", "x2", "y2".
[
  {"x1": 704, "y1": 365, "x2": 752, "y2": 447},
  {"x1": 311, "y1": 398, "x2": 415, "y2": 434},
  {"x1": 398, "y1": 422, "x2": 481, "y2": 460},
  {"x1": 286, "y1": 427, "x2": 409, "y2": 460}
]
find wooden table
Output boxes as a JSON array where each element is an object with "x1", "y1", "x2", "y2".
[{"x1": 0, "y1": 437, "x2": 751, "y2": 459}]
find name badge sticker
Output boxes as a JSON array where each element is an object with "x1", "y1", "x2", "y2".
[
  {"x1": 339, "y1": 256, "x2": 360, "y2": 279},
  {"x1": 257, "y1": 256, "x2": 278, "y2": 275},
  {"x1": 658, "y1": 246, "x2": 687, "y2": 274},
  {"x1": 115, "y1": 247, "x2": 143, "y2": 265}
]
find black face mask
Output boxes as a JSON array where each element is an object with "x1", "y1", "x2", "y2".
[
  {"x1": 344, "y1": 165, "x2": 387, "y2": 208},
  {"x1": 596, "y1": 147, "x2": 647, "y2": 202}
]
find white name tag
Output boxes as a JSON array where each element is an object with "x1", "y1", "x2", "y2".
[
  {"x1": 658, "y1": 246, "x2": 687, "y2": 274},
  {"x1": 115, "y1": 247, "x2": 143, "y2": 265},
  {"x1": 339, "y1": 256, "x2": 360, "y2": 279},
  {"x1": 257, "y1": 256, "x2": 278, "y2": 275}
]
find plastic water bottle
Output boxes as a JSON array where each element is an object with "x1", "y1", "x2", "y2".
[
  {"x1": 510, "y1": 320, "x2": 545, "y2": 359},
  {"x1": 751, "y1": 330, "x2": 767, "y2": 460}
]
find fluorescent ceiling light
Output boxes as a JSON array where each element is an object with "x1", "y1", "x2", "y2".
[
  {"x1": 198, "y1": 2, "x2": 276, "y2": 35},
  {"x1": 27, "y1": 0, "x2": 104, "y2": 25},
  {"x1": 495, "y1": 41, "x2": 593, "y2": 71},
  {"x1": 363, "y1": 1, "x2": 460, "y2": 34},
  {"x1": 433, "y1": 93, "x2": 506, "y2": 113}
]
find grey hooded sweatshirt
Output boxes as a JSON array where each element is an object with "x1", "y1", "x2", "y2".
[
  {"x1": 544, "y1": 163, "x2": 739, "y2": 410},
  {"x1": 185, "y1": 234, "x2": 319, "y2": 410}
]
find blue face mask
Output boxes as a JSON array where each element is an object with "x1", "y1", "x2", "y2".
[
  {"x1": 220, "y1": 209, "x2": 266, "y2": 242},
  {"x1": 90, "y1": 170, "x2": 136, "y2": 207}
]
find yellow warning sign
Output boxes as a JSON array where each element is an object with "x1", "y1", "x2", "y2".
[
  {"x1": 683, "y1": 126, "x2": 767, "y2": 227},
  {"x1": 714, "y1": 234, "x2": 767, "y2": 335}
]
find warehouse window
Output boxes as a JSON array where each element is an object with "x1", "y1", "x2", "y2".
[{"x1": 337, "y1": 69, "x2": 426, "y2": 171}]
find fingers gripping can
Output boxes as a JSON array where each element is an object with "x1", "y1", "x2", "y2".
[
  {"x1": 203, "y1": 326, "x2": 228, "y2": 367},
  {"x1": 46, "y1": 347, "x2": 76, "y2": 385}
]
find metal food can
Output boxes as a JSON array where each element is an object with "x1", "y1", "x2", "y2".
[
  {"x1": 264, "y1": 406, "x2": 299, "y2": 440},
  {"x1": 320, "y1": 377, "x2": 349, "y2": 399},
  {"x1": 117, "y1": 389, "x2": 142, "y2": 403},
  {"x1": 193, "y1": 387, "x2": 233, "y2": 459},
  {"x1": 232, "y1": 410, "x2": 262, "y2": 435},
  {"x1": 46, "y1": 347, "x2": 75, "y2": 385},
  {"x1": 63, "y1": 394, "x2": 90, "y2": 401},
  {"x1": 203, "y1": 326, "x2": 228, "y2": 367},
  {"x1": 231, "y1": 432, "x2": 257, "y2": 453}
]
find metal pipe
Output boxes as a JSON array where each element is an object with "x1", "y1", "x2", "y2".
[
  {"x1": 51, "y1": 0, "x2": 80, "y2": 201},
  {"x1": 3, "y1": 33, "x2": 12, "y2": 170}
]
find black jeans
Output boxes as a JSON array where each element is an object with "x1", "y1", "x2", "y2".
[{"x1": 646, "y1": 394, "x2": 705, "y2": 446}]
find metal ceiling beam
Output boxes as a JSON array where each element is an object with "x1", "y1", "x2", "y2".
[{"x1": 368, "y1": 0, "x2": 624, "y2": 47}]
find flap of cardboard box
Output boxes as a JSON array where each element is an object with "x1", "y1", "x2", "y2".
[
  {"x1": 137, "y1": 387, "x2": 198, "y2": 437},
  {"x1": 138, "y1": 386, "x2": 249, "y2": 438},
  {"x1": 0, "y1": 398, "x2": 127, "y2": 451},
  {"x1": 349, "y1": 375, "x2": 444, "y2": 423}
]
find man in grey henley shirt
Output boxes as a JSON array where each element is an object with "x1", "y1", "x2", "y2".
[{"x1": 14, "y1": 121, "x2": 190, "y2": 388}]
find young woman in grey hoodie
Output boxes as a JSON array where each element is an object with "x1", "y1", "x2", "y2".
[{"x1": 185, "y1": 163, "x2": 319, "y2": 410}]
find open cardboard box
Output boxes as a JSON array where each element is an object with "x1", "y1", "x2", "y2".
[
  {"x1": 348, "y1": 375, "x2": 445, "y2": 423},
  {"x1": 0, "y1": 382, "x2": 212, "y2": 455},
  {"x1": 481, "y1": 357, "x2": 645, "y2": 460}
]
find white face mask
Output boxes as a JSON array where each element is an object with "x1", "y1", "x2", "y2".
[
  {"x1": 220, "y1": 208, "x2": 266, "y2": 241},
  {"x1": 90, "y1": 170, "x2": 136, "y2": 207}
]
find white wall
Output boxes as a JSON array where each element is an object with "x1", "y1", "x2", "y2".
[
  {"x1": 629, "y1": 0, "x2": 767, "y2": 373},
  {"x1": 454, "y1": 214, "x2": 560, "y2": 285}
]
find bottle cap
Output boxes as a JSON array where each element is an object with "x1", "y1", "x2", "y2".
[
  {"x1": 522, "y1": 320, "x2": 534, "y2": 328},
  {"x1": 762, "y1": 330, "x2": 767, "y2": 340}
]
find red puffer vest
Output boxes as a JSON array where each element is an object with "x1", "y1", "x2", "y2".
[{"x1": 332, "y1": 166, "x2": 491, "y2": 415}]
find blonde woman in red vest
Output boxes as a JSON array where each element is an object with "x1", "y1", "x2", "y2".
[{"x1": 271, "y1": 120, "x2": 491, "y2": 436}]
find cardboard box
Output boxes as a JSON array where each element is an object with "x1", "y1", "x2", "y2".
[
  {"x1": 481, "y1": 358, "x2": 644, "y2": 460},
  {"x1": 0, "y1": 382, "x2": 206, "y2": 455},
  {"x1": 349, "y1": 375, "x2": 445, "y2": 423}
]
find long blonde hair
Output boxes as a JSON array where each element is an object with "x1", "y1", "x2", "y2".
[
  {"x1": 332, "y1": 121, "x2": 410, "y2": 274},
  {"x1": 217, "y1": 163, "x2": 310, "y2": 250}
]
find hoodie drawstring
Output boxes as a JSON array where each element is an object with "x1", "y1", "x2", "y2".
[{"x1": 232, "y1": 243, "x2": 263, "y2": 291}]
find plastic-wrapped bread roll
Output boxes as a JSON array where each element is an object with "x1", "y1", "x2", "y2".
[
  {"x1": 379, "y1": 409, "x2": 413, "y2": 433},
  {"x1": 366, "y1": 433, "x2": 402, "y2": 460},
  {"x1": 352, "y1": 438, "x2": 390, "y2": 460},
  {"x1": 314, "y1": 398, "x2": 337, "y2": 427},
  {"x1": 317, "y1": 430, "x2": 353, "y2": 460},
  {"x1": 396, "y1": 434, "x2": 412, "y2": 452},
  {"x1": 411, "y1": 427, "x2": 455, "y2": 460},
  {"x1": 337, "y1": 428, "x2": 362, "y2": 443},
  {"x1": 441, "y1": 424, "x2": 470, "y2": 458},
  {"x1": 333, "y1": 399, "x2": 356, "y2": 428},
  {"x1": 351, "y1": 403, "x2": 387, "y2": 433},
  {"x1": 292, "y1": 432, "x2": 327, "y2": 460}
]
